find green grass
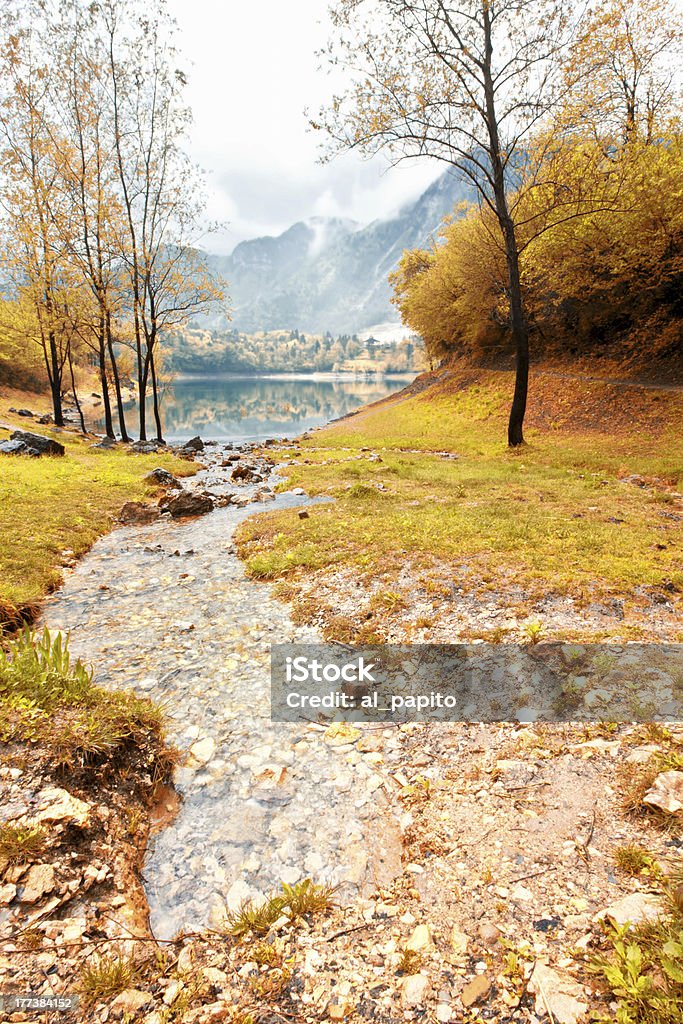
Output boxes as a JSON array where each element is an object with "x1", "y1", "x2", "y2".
[
  {"x1": 0, "y1": 404, "x2": 195, "y2": 621},
  {"x1": 0, "y1": 627, "x2": 176, "y2": 781},
  {"x1": 236, "y1": 371, "x2": 683, "y2": 617}
]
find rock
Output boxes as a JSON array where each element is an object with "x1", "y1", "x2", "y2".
[
  {"x1": 643, "y1": 771, "x2": 683, "y2": 814},
  {"x1": 110, "y1": 989, "x2": 153, "y2": 1016},
  {"x1": 595, "y1": 892, "x2": 666, "y2": 928},
  {"x1": 0, "y1": 882, "x2": 17, "y2": 904},
  {"x1": 188, "y1": 737, "x2": 216, "y2": 767},
  {"x1": 298, "y1": 509, "x2": 310, "y2": 519},
  {"x1": 131, "y1": 439, "x2": 165, "y2": 453},
  {"x1": 17, "y1": 408, "x2": 34, "y2": 417},
  {"x1": 478, "y1": 922, "x2": 501, "y2": 945},
  {"x1": 461, "y1": 976, "x2": 491, "y2": 1007},
  {"x1": 10, "y1": 430, "x2": 65, "y2": 456},
  {"x1": 145, "y1": 468, "x2": 180, "y2": 487},
  {"x1": 119, "y1": 501, "x2": 159, "y2": 525},
  {"x1": 401, "y1": 974, "x2": 430, "y2": 1007},
  {"x1": 38, "y1": 414, "x2": 52, "y2": 424},
  {"x1": 180, "y1": 435, "x2": 204, "y2": 452},
  {"x1": 450, "y1": 924, "x2": 469, "y2": 959},
  {"x1": 90, "y1": 438, "x2": 117, "y2": 450},
  {"x1": 34, "y1": 787, "x2": 90, "y2": 827},
  {"x1": 327, "y1": 996, "x2": 354, "y2": 1019},
  {"x1": 164, "y1": 491, "x2": 214, "y2": 518},
  {"x1": 21, "y1": 863, "x2": 56, "y2": 903},
  {"x1": 528, "y1": 963, "x2": 588, "y2": 1024},
  {"x1": 0, "y1": 439, "x2": 34, "y2": 456},
  {"x1": 231, "y1": 463, "x2": 261, "y2": 483},
  {"x1": 406, "y1": 924, "x2": 432, "y2": 952}
]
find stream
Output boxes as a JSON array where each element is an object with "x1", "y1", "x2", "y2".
[{"x1": 42, "y1": 444, "x2": 402, "y2": 939}]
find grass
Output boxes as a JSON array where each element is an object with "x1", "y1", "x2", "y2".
[
  {"x1": 80, "y1": 955, "x2": 138, "y2": 1006},
  {"x1": 0, "y1": 822, "x2": 47, "y2": 864},
  {"x1": 0, "y1": 394, "x2": 195, "y2": 625},
  {"x1": 223, "y1": 879, "x2": 338, "y2": 938},
  {"x1": 236, "y1": 368, "x2": 683, "y2": 633},
  {"x1": 0, "y1": 627, "x2": 176, "y2": 782}
]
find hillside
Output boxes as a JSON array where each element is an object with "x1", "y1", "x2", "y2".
[{"x1": 206, "y1": 171, "x2": 470, "y2": 334}]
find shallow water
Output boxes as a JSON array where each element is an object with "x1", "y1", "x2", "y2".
[{"x1": 42, "y1": 447, "x2": 399, "y2": 938}]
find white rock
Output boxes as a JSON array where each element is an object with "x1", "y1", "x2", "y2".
[
  {"x1": 643, "y1": 771, "x2": 683, "y2": 814},
  {"x1": 595, "y1": 892, "x2": 666, "y2": 928},
  {"x1": 109, "y1": 989, "x2": 152, "y2": 1015},
  {"x1": 188, "y1": 737, "x2": 216, "y2": 767},
  {"x1": 34, "y1": 787, "x2": 90, "y2": 826},
  {"x1": 401, "y1": 973, "x2": 430, "y2": 1007},
  {"x1": 406, "y1": 924, "x2": 432, "y2": 952},
  {"x1": 21, "y1": 863, "x2": 56, "y2": 903},
  {"x1": 528, "y1": 963, "x2": 588, "y2": 1024}
]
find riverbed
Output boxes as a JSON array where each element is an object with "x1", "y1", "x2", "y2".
[{"x1": 42, "y1": 445, "x2": 402, "y2": 939}]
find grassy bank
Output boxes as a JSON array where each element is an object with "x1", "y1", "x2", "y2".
[
  {"x1": 0, "y1": 391, "x2": 195, "y2": 628},
  {"x1": 237, "y1": 366, "x2": 683, "y2": 640}
]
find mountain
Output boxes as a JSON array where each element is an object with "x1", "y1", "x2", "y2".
[{"x1": 207, "y1": 171, "x2": 470, "y2": 335}]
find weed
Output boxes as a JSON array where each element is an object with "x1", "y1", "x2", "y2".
[
  {"x1": 224, "y1": 879, "x2": 338, "y2": 938},
  {"x1": 613, "y1": 845, "x2": 657, "y2": 877},
  {"x1": 250, "y1": 940, "x2": 282, "y2": 967},
  {"x1": 223, "y1": 895, "x2": 287, "y2": 938},
  {"x1": 280, "y1": 879, "x2": 338, "y2": 920},
  {"x1": 523, "y1": 620, "x2": 545, "y2": 644},
  {"x1": 0, "y1": 823, "x2": 47, "y2": 864},
  {"x1": 80, "y1": 955, "x2": 137, "y2": 1006},
  {"x1": 397, "y1": 949, "x2": 423, "y2": 974}
]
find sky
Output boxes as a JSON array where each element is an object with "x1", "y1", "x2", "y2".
[{"x1": 165, "y1": 0, "x2": 441, "y2": 253}]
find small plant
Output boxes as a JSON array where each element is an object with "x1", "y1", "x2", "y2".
[
  {"x1": 280, "y1": 878, "x2": 338, "y2": 920},
  {"x1": 249, "y1": 966, "x2": 292, "y2": 999},
  {"x1": 0, "y1": 823, "x2": 47, "y2": 865},
  {"x1": 613, "y1": 844, "x2": 656, "y2": 877},
  {"x1": 523, "y1": 620, "x2": 545, "y2": 644},
  {"x1": 80, "y1": 954, "x2": 137, "y2": 1005},
  {"x1": 223, "y1": 895, "x2": 287, "y2": 938},
  {"x1": 251, "y1": 940, "x2": 282, "y2": 967},
  {"x1": 397, "y1": 949, "x2": 423, "y2": 974}
]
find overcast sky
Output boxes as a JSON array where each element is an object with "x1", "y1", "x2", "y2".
[{"x1": 166, "y1": 0, "x2": 441, "y2": 253}]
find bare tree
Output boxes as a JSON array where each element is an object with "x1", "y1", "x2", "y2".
[{"x1": 316, "y1": 0, "x2": 584, "y2": 445}]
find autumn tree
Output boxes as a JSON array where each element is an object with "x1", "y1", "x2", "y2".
[{"x1": 317, "y1": 0, "x2": 588, "y2": 445}]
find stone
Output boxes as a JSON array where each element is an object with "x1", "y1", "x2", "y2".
[
  {"x1": 642, "y1": 770, "x2": 683, "y2": 814},
  {"x1": 0, "y1": 439, "x2": 32, "y2": 455},
  {"x1": 90, "y1": 436, "x2": 117, "y2": 450},
  {"x1": 21, "y1": 863, "x2": 56, "y2": 903},
  {"x1": 478, "y1": 922, "x2": 501, "y2": 945},
  {"x1": 231, "y1": 463, "x2": 261, "y2": 483},
  {"x1": 145, "y1": 468, "x2": 180, "y2": 487},
  {"x1": 119, "y1": 501, "x2": 159, "y2": 525},
  {"x1": 110, "y1": 989, "x2": 153, "y2": 1016},
  {"x1": 34, "y1": 787, "x2": 90, "y2": 827},
  {"x1": 401, "y1": 973, "x2": 430, "y2": 1007},
  {"x1": 0, "y1": 882, "x2": 17, "y2": 904},
  {"x1": 131, "y1": 440, "x2": 163, "y2": 453},
  {"x1": 450, "y1": 924, "x2": 469, "y2": 959},
  {"x1": 188, "y1": 737, "x2": 216, "y2": 767},
  {"x1": 10, "y1": 430, "x2": 65, "y2": 456},
  {"x1": 406, "y1": 924, "x2": 432, "y2": 952},
  {"x1": 528, "y1": 963, "x2": 588, "y2": 1024},
  {"x1": 298, "y1": 509, "x2": 310, "y2": 519},
  {"x1": 164, "y1": 491, "x2": 214, "y2": 518},
  {"x1": 180, "y1": 435, "x2": 204, "y2": 452},
  {"x1": 461, "y1": 976, "x2": 491, "y2": 1007},
  {"x1": 327, "y1": 996, "x2": 354, "y2": 1019},
  {"x1": 17, "y1": 408, "x2": 34, "y2": 416},
  {"x1": 595, "y1": 892, "x2": 666, "y2": 928}
]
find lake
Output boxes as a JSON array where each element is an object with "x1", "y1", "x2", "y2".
[{"x1": 95, "y1": 374, "x2": 415, "y2": 443}]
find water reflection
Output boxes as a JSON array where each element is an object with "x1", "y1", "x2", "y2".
[{"x1": 94, "y1": 374, "x2": 414, "y2": 442}]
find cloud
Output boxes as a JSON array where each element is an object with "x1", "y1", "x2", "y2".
[{"x1": 166, "y1": 0, "x2": 442, "y2": 252}]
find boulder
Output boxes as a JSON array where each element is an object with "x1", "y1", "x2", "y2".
[
  {"x1": 6, "y1": 431, "x2": 65, "y2": 456},
  {"x1": 131, "y1": 439, "x2": 165, "y2": 453},
  {"x1": 180, "y1": 435, "x2": 204, "y2": 452},
  {"x1": 145, "y1": 467, "x2": 180, "y2": 487},
  {"x1": 119, "y1": 501, "x2": 159, "y2": 525},
  {"x1": 595, "y1": 892, "x2": 666, "y2": 928},
  {"x1": 164, "y1": 491, "x2": 214, "y2": 518},
  {"x1": 0, "y1": 439, "x2": 35, "y2": 456},
  {"x1": 231, "y1": 463, "x2": 262, "y2": 483},
  {"x1": 90, "y1": 437, "x2": 116, "y2": 450}
]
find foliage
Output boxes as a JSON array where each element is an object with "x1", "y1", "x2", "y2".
[
  {"x1": 0, "y1": 823, "x2": 47, "y2": 864},
  {"x1": 223, "y1": 879, "x2": 338, "y2": 938},
  {"x1": 80, "y1": 955, "x2": 138, "y2": 1006},
  {"x1": 0, "y1": 627, "x2": 175, "y2": 780}
]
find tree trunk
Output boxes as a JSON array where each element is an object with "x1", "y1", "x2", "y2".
[
  {"x1": 67, "y1": 342, "x2": 86, "y2": 434},
  {"x1": 149, "y1": 346, "x2": 164, "y2": 442},
  {"x1": 504, "y1": 235, "x2": 529, "y2": 448},
  {"x1": 97, "y1": 321, "x2": 115, "y2": 439},
  {"x1": 105, "y1": 313, "x2": 130, "y2": 441},
  {"x1": 47, "y1": 333, "x2": 64, "y2": 427}
]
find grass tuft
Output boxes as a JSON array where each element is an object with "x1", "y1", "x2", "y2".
[{"x1": 0, "y1": 823, "x2": 47, "y2": 865}]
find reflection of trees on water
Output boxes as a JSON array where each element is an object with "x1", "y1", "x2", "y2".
[{"x1": 94, "y1": 377, "x2": 410, "y2": 439}]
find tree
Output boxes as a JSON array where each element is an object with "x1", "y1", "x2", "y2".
[{"x1": 316, "y1": 0, "x2": 585, "y2": 444}]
